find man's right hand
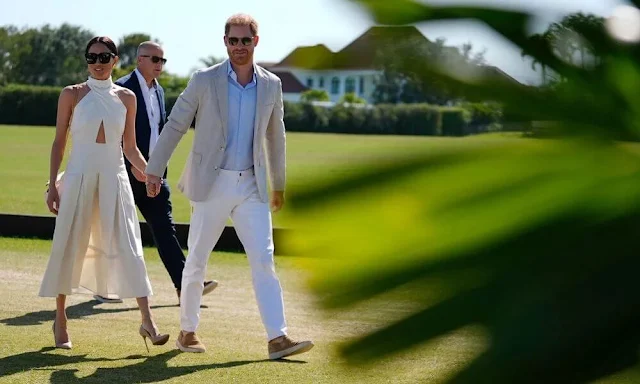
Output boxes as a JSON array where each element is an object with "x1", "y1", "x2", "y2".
[
  {"x1": 145, "y1": 174, "x2": 162, "y2": 198},
  {"x1": 131, "y1": 166, "x2": 146, "y2": 182}
]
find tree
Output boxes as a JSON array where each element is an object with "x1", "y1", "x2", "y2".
[
  {"x1": 553, "y1": 12, "x2": 605, "y2": 68},
  {"x1": 117, "y1": 33, "x2": 156, "y2": 68},
  {"x1": 199, "y1": 55, "x2": 225, "y2": 67},
  {"x1": 157, "y1": 72, "x2": 189, "y2": 94},
  {"x1": 521, "y1": 32, "x2": 557, "y2": 85},
  {"x1": 372, "y1": 36, "x2": 487, "y2": 105},
  {"x1": 111, "y1": 64, "x2": 137, "y2": 82},
  {"x1": 300, "y1": 89, "x2": 330, "y2": 102},
  {"x1": 522, "y1": 12, "x2": 605, "y2": 85},
  {"x1": 1, "y1": 24, "x2": 94, "y2": 86},
  {"x1": 460, "y1": 41, "x2": 487, "y2": 66},
  {"x1": 0, "y1": 26, "x2": 16, "y2": 85}
]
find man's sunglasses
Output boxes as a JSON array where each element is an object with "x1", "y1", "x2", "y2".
[
  {"x1": 85, "y1": 52, "x2": 115, "y2": 64},
  {"x1": 141, "y1": 55, "x2": 167, "y2": 64},
  {"x1": 227, "y1": 37, "x2": 254, "y2": 46}
]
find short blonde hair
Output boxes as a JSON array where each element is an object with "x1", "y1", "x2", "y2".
[{"x1": 225, "y1": 13, "x2": 259, "y2": 36}]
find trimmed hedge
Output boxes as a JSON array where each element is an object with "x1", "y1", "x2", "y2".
[
  {"x1": 0, "y1": 84, "x2": 61, "y2": 126},
  {"x1": 282, "y1": 102, "x2": 462, "y2": 136},
  {"x1": 1, "y1": 84, "x2": 500, "y2": 136}
]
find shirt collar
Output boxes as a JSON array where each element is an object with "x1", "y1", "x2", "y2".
[
  {"x1": 227, "y1": 60, "x2": 257, "y2": 85},
  {"x1": 134, "y1": 68, "x2": 158, "y2": 90}
]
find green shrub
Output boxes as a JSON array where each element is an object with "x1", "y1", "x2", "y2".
[
  {"x1": 300, "y1": 89, "x2": 330, "y2": 102},
  {"x1": 0, "y1": 84, "x2": 61, "y2": 126},
  {"x1": 0, "y1": 84, "x2": 474, "y2": 137},
  {"x1": 461, "y1": 102, "x2": 503, "y2": 133},
  {"x1": 339, "y1": 92, "x2": 367, "y2": 104}
]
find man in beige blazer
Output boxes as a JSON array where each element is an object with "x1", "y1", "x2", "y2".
[{"x1": 145, "y1": 14, "x2": 313, "y2": 360}]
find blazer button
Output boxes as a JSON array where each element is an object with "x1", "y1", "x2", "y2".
[
  {"x1": 219, "y1": 146, "x2": 224, "y2": 151},
  {"x1": 214, "y1": 166, "x2": 219, "y2": 170}
]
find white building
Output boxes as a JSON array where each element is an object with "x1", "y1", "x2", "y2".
[{"x1": 261, "y1": 25, "x2": 518, "y2": 104}]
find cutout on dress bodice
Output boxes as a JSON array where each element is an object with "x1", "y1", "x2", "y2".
[{"x1": 95, "y1": 120, "x2": 106, "y2": 144}]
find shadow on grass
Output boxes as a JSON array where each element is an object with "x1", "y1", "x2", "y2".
[
  {"x1": 50, "y1": 350, "x2": 307, "y2": 383},
  {"x1": 0, "y1": 347, "x2": 131, "y2": 379},
  {"x1": 0, "y1": 299, "x2": 195, "y2": 326},
  {"x1": 0, "y1": 347, "x2": 307, "y2": 383}
]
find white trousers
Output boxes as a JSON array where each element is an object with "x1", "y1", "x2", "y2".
[{"x1": 180, "y1": 168, "x2": 288, "y2": 341}]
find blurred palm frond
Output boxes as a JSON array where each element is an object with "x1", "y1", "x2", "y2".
[{"x1": 284, "y1": 1, "x2": 640, "y2": 383}]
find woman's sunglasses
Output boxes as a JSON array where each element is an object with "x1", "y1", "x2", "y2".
[
  {"x1": 141, "y1": 55, "x2": 167, "y2": 64},
  {"x1": 227, "y1": 37, "x2": 254, "y2": 46},
  {"x1": 85, "y1": 52, "x2": 115, "y2": 64}
]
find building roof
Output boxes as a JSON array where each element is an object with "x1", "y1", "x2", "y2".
[
  {"x1": 272, "y1": 26, "x2": 431, "y2": 71},
  {"x1": 273, "y1": 44, "x2": 335, "y2": 70},
  {"x1": 270, "y1": 71, "x2": 309, "y2": 93},
  {"x1": 271, "y1": 25, "x2": 520, "y2": 85},
  {"x1": 480, "y1": 65, "x2": 520, "y2": 84},
  {"x1": 334, "y1": 26, "x2": 430, "y2": 70}
]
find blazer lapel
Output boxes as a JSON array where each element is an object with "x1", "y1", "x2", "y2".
[
  {"x1": 253, "y1": 68, "x2": 269, "y2": 156},
  {"x1": 126, "y1": 72, "x2": 151, "y2": 155},
  {"x1": 156, "y1": 84, "x2": 165, "y2": 120},
  {"x1": 128, "y1": 72, "x2": 148, "y2": 118},
  {"x1": 156, "y1": 86, "x2": 166, "y2": 129},
  {"x1": 215, "y1": 62, "x2": 229, "y2": 141}
]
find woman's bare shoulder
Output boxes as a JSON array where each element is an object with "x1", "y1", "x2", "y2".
[{"x1": 114, "y1": 85, "x2": 136, "y2": 107}]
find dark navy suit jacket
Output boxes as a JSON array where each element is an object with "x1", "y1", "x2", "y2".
[{"x1": 115, "y1": 71, "x2": 168, "y2": 178}]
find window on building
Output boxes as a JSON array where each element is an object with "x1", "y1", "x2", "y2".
[
  {"x1": 319, "y1": 77, "x2": 325, "y2": 88},
  {"x1": 331, "y1": 77, "x2": 340, "y2": 95},
  {"x1": 359, "y1": 76, "x2": 365, "y2": 94},
  {"x1": 306, "y1": 77, "x2": 314, "y2": 88},
  {"x1": 345, "y1": 77, "x2": 356, "y2": 93}
]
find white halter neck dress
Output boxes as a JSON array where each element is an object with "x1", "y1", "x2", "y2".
[{"x1": 39, "y1": 76, "x2": 153, "y2": 299}]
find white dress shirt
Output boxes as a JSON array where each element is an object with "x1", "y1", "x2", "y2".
[{"x1": 134, "y1": 68, "x2": 161, "y2": 155}]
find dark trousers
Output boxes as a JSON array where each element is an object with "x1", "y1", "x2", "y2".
[{"x1": 129, "y1": 173, "x2": 185, "y2": 290}]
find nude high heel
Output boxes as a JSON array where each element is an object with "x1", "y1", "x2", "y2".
[
  {"x1": 52, "y1": 320, "x2": 72, "y2": 349},
  {"x1": 139, "y1": 324, "x2": 169, "y2": 352}
]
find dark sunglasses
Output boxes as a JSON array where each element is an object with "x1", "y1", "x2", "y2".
[
  {"x1": 85, "y1": 52, "x2": 115, "y2": 64},
  {"x1": 141, "y1": 55, "x2": 167, "y2": 64},
  {"x1": 227, "y1": 37, "x2": 254, "y2": 46}
]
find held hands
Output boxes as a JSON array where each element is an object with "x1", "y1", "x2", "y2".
[
  {"x1": 131, "y1": 166, "x2": 147, "y2": 183},
  {"x1": 270, "y1": 191, "x2": 285, "y2": 213},
  {"x1": 145, "y1": 174, "x2": 162, "y2": 198}
]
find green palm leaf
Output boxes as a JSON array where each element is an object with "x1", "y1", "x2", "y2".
[{"x1": 284, "y1": 1, "x2": 640, "y2": 382}]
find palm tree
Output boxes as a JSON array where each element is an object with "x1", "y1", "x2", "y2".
[
  {"x1": 558, "y1": 12, "x2": 605, "y2": 68},
  {"x1": 521, "y1": 32, "x2": 553, "y2": 85},
  {"x1": 521, "y1": 12, "x2": 604, "y2": 85},
  {"x1": 199, "y1": 55, "x2": 225, "y2": 67}
]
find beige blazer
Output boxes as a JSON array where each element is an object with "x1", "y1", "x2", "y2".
[{"x1": 145, "y1": 60, "x2": 286, "y2": 203}]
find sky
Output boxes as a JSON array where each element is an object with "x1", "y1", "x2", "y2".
[{"x1": 1, "y1": 0, "x2": 632, "y2": 85}]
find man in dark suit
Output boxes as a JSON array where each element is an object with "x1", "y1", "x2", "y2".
[{"x1": 94, "y1": 41, "x2": 218, "y2": 304}]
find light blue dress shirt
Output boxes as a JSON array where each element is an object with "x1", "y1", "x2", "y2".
[{"x1": 220, "y1": 61, "x2": 258, "y2": 171}]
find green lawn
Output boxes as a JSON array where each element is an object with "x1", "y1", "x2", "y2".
[
  {"x1": 4, "y1": 126, "x2": 640, "y2": 382},
  {"x1": 0, "y1": 124, "x2": 524, "y2": 226},
  {"x1": 0, "y1": 237, "x2": 485, "y2": 383},
  {"x1": 2, "y1": 237, "x2": 640, "y2": 383}
]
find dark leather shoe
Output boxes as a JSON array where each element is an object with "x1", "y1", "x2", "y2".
[{"x1": 176, "y1": 280, "x2": 218, "y2": 305}]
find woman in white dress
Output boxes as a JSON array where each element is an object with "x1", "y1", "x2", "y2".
[{"x1": 40, "y1": 36, "x2": 169, "y2": 350}]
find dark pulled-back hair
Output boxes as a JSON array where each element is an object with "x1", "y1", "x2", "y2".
[{"x1": 85, "y1": 36, "x2": 118, "y2": 56}]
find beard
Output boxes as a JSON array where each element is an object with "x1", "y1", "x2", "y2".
[{"x1": 229, "y1": 49, "x2": 253, "y2": 66}]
